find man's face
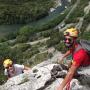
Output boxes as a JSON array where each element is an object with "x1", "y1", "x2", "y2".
[
  {"x1": 64, "y1": 36, "x2": 74, "y2": 48},
  {"x1": 6, "y1": 64, "x2": 14, "y2": 72}
]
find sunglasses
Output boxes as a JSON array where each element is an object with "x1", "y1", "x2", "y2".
[
  {"x1": 64, "y1": 37, "x2": 73, "y2": 43},
  {"x1": 5, "y1": 65, "x2": 13, "y2": 69}
]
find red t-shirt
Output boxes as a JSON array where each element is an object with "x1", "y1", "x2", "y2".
[{"x1": 72, "y1": 48, "x2": 90, "y2": 67}]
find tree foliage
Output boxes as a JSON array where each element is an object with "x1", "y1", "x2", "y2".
[
  {"x1": 0, "y1": 0, "x2": 54, "y2": 24},
  {"x1": 46, "y1": 29, "x2": 64, "y2": 47},
  {"x1": 65, "y1": 0, "x2": 89, "y2": 24}
]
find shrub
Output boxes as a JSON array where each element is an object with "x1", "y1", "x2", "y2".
[
  {"x1": 16, "y1": 35, "x2": 28, "y2": 43},
  {"x1": 16, "y1": 43, "x2": 31, "y2": 52},
  {"x1": 23, "y1": 47, "x2": 39, "y2": 59},
  {"x1": 46, "y1": 30, "x2": 64, "y2": 47},
  {"x1": 55, "y1": 42, "x2": 67, "y2": 53},
  {"x1": 0, "y1": 71, "x2": 7, "y2": 85},
  {"x1": 33, "y1": 52, "x2": 48, "y2": 65},
  {"x1": 80, "y1": 31, "x2": 90, "y2": 40}
]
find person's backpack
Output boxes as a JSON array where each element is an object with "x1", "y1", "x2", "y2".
[
  {"x1": 74, "y1": 39, "x2": 90, "y2": 55},
  {"x1": 79, "y1": 39, "x2": 90, "y2": 54}
]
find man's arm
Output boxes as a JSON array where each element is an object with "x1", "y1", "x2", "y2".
[
  {"x1": 57, "y1": 64, "x2": 78, "y2": 90},
  {"x1": 63, "y1": 50, "x2": 71, "y2": 58},
  {"x1": 58, "y1": 50, "x2": 71, "y2": 64}
]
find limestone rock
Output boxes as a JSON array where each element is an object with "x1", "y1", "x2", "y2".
[{"x1": 0, "y1": 52, "x2": 90, "y2": 90}]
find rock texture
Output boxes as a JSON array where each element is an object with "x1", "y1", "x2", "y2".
[
  {"x1": 84, "y1": 1, "x2": 90, "y2": 15},
  {"x1": 0, "y1": 51, "x2": 90, "y2": 90}
]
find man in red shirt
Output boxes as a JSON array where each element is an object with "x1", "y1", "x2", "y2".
[{"x1": 57, "y1": 28, "x2": 90, "y2": 90}]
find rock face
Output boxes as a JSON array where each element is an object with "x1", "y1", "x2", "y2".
[{"x1": 0, "y1": 52, "x2": 90, "y2": 90}]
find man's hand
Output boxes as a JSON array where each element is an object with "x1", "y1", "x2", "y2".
[{"x1": 57, "y1": 57, "x2": 64, "y2": 64}]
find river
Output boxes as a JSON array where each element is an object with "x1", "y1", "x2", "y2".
[{"x1": 0, "y1": 0, "x2": 69, "y2": 37}]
